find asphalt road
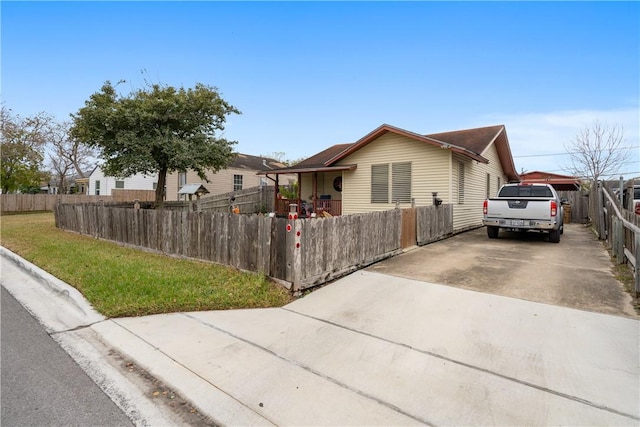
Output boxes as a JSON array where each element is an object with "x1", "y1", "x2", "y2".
[
  {"x1": 369, "y1": 223, "x2": 638, "y2": 317},
  {"x1": 1, "y1": 286, "x2": 133, "y2": 427}
]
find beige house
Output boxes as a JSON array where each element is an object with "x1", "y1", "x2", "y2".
[
  {"x1": 262, "y1": 123, "x2": 519, "y2": 231},
  {"x1": 165, "y1": 153, "x2": 294, "y2": 201}
]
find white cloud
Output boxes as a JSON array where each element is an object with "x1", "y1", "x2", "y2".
[{"x1": 478, "y1": 108, "x2": 640, "y2": 178}]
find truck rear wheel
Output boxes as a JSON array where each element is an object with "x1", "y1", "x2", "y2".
[
  {"x1": 549, "y1": 228, "x2": 560, "y2": 243},
  {"x1": 487, "y1": 226, "x2": 499, "y2": 239}
]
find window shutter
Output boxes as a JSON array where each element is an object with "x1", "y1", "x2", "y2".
[
  {"x1": 458, "y1": 162, "x2": 465, "y2": 204},
  {"x1": 371, "y1": 164, "x2": 389, "y2": 203},
  {"x1": 392, "y1": 162, "x2": 411, "y2": 203},
  {"x1": 486, "y1": 173, "x2": 490, "y2": 198}
]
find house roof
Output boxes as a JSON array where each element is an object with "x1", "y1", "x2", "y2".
[
  {"x1": 327, "y1": 124, "x2": 491, "y2": 166},
  {"x1": 519, "y1": 171, "x2": 581, "y2": 190},
  {"x1": 230, "y1": 153, "x2": 287, "y2": 171},
  {"x1": 295, "y1": 144, "x2": 353, "y2": 168},
  {"x1": 259, "y1": 123, "x2": 519, "y2": 181},
  {"x1": 520, "y1": 171, "x2": 579, "y2": 181},
  {"x1": 430, "y1": 124, "x2": 518, "y2": 181},
  {"x1": 424, "y1": 125, "x2": 505, "y2": 155}
]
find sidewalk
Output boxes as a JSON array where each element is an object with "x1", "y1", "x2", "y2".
[{"x1": 2, "y1": 247, "x2": 639, "y2": 426}]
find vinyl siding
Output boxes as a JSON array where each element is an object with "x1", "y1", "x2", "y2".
[
  {"x1": 166, "y1": 168, "x2": 295, "y2": 201},
  {"x1": 88, "y1": 167, "x2": 157, "y2": 196},
  {"x1": 336, "y1": 133, "x2": 451, "y2": 214},
  {"x1": 452, "y1": 143, "x2": 508, "y2": 231}
]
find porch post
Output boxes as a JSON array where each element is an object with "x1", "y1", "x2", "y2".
[
  {"x1": 274, "y1": 174, "x2": 279, "y2": 214},
  {"x1": 297, "y1": 173, "x2": 302, "y2": 213},
  {"x1": 313, "y1": 172, "x2": 318, "y2": 213}
]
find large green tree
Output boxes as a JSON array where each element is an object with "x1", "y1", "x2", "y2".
[
  {"x1": 70, "y1": 81, "x2": 240, "y2": 207},
  {"x1": 1, "y1": 106, "x2": 51, "y2": 194}
]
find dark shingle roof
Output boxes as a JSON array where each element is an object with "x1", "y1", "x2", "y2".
[
  {"x1": 294, "y1": 144, "x2": 352, "y2": 168},
  {"x1": 425, "y1": 125, "x2": 505, "y2": 155},
  {"x1": 230, "y1": 153, "x2": 287, "y2": 171}
]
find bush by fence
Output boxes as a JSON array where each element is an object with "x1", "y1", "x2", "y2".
[{"x1": 54, "y1": 203, "x2": 454, "y2": 291}]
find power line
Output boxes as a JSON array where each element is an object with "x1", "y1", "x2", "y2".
[{"x1": 513, "y1": 145, "x2": 639, "y2": 158}]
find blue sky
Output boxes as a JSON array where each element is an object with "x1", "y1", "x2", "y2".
[{"x1": 2, "y1": 1, "x2": 639, "y2": 178}]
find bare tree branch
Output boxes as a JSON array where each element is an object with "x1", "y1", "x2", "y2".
[
  {"x1": 564, "y1": 120, "x2": 627, "y2": 182},
  {"x1": 47, "y1": 121, "x2": 96, "y2": 193}
]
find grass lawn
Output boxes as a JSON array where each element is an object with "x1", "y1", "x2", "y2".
[{"x1": 0, "y1": 212, "x2": 293, "y2": 317}]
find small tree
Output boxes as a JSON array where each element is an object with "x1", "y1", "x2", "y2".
[
  {"x1": 70, "y1": 81, "x2": 240, "y2": 207},
  {"x1": 565, "y1": 120, "x2": 627, "y2": 184},
  {"x1": 0, "y1": 106, "x2": 51, "y2": 193}
]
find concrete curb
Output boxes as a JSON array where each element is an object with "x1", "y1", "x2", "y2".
[
  {"x1": 0, "y1": 246, "x2": 271, "y2": 426},
  {"x1": 0, "y1": 246, "x2": 105, "y2": 326}
]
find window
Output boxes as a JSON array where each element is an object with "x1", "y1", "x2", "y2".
[
  {"x1": 233, "y1": 174, "x2": 243, "y2": 191},
  {"x1": 371, "y1": 164, "x2": 389, "y2": 203},
  {"x1": 392, "y1": 162, "x2": 411, "y2": 203},
  {"x1": 499, "y1": 185, "x2": 553, "y2": 198},
  {"x1": 371, "y1": 163, "x2": 412, "y2": 204},
  {"x1": 486, "y1": 173, "x2": 491, "y2": 198},
  {"x1": 153, "y1": 182, "x2": 157, "y2": 190},
  {"x1": 178, "y1": 172, "x2": 187, "y2": 200},
  {"x1": 95, "y1": 180, "x2": 100, "y2": 196},
  {"x1": 458, "y1": 162, "x2": 465, "y2": 204},
  {"x1": 115, "y1": 180, "x2": 125, "y2": 189}
]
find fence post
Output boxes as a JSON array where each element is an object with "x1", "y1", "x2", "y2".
[
  {"x1": 285, "y1": 218, "x2": 302, "y2": 292},
  {"x1": 612, "y1": 218, "x2": 624, "y2": 264},
  {"x1": 636, "y1": 233, "x2": 640, "y2": 298},
  {"x1": 597, "y1": 185, "x2": 606, "y2": 239}
]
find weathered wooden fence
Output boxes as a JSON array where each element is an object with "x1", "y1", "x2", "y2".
[
  {"x1": 110, "y1": 189, "x2": 156, "y2": 202},
  {"x1": 163, "y1": 186, "x2": 275, "y2": 214},
  {"x1": 0, "y1": 192, "x2": 157, "y2": 214},
  {"x1": 1, "y1": 194, "x2": 108, "y2": 213},
  {"x1": 590, "y1": 181, "x2": 640, "y2": 296},
  {"x1": 54, "y1": 203, "x2": 454, "y2": 291},
  {"x1": 418, "y1": 204, "x2": 454, "y2": 244},
  {"x1": 557, "y1": 190, "x2": 589, "y2": 224},
  {"x1": 198, "y1": 186, "x2": 275, "y2": 214}
]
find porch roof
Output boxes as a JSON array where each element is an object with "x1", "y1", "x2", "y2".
[{"x1": 257, "y1": 164, "x2": 357, "y2": 175}]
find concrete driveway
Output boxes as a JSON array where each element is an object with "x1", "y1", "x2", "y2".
[{"x1": 369, "y1": 223, "x2": 638, "y2": 317}]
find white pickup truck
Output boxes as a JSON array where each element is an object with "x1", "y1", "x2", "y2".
[{"x1": 483, "y1": 183, "x2": 564, "y2": 243}]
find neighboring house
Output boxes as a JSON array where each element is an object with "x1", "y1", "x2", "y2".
[
  {"x1": 87, "y1": 166, "x2": 157, "y2": 196},
  {"x1": 262, "y1": 123, "x2": 519, "y2": 231},
  {"x1": 519, "y1": 171, "x2": 581, "y2": 191},
  {"x1": 41, "y1": 171, "x2": 92, "y2": 194},
  {"x1": 165, "y1": 153, "x2": 295, "y2": 201}
]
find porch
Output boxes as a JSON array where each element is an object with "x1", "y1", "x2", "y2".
[
  {"x1": 275, "y1": 197, "x2": 343, "y2": 217},
  {"x1": 260, "y1": 162, "x2": 356, "y2": 218}
]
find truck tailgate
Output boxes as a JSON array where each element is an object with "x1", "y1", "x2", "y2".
[{"x1": 486, "y1": 198, "x2": 552, "y2": 220}]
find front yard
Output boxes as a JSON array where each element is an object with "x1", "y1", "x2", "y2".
[{"x1": 0, "y1": 213, "x2": 292, "y2": 317}]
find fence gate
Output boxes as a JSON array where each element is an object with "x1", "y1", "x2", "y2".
[{"x1": 401, "y1": 208, "x2": 417, "y2": 248}]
